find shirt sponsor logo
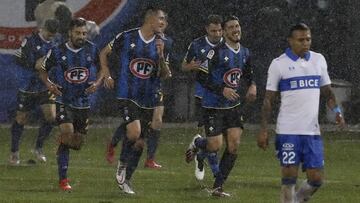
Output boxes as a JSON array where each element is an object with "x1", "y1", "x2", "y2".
[
  {"x1": 279, "y1": 75, "x2": 321, "y2": 92},
  {"x1": 223, "y1": 68, "x2": 242, "y2": 88},
  {"x1": 64, "y1": 67, "x2": 89, "y2": 84},
  {"x1": 129, "y1": 58, "x2": 156, "y2": 79}
]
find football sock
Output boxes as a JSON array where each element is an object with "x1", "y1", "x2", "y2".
[
  {"x1": 126, "y1": 145, "x2": 143, "y2": 180},
  {"x1": 119, "y1": 136, "x2": 135, "y2": 164},
  {"x1": 57, "y1": 144, "x2": 69, "y2": 180},
  {"x1": 194, "y1": 137, "x2": 207, "y2": 150},
  {"x1": 111, "y1": 123, "x2": 126, "y2": 147},
  {"x1": 10, "y1": 121, "x2": 24, "y2": 152},
  {"x1": 296, "y1": 179, "x2": 322, "y2": 202},
  {"x1": 207, "y1": 152, "x2": 220, "y2": 176},
  {"x1": 146, "y1": 128, "x2": 160, "y2": 160},
  {"x1": 35, "y1": 122, "x2": 54, "y2": 149},
  {"x1": 281, "y1": 177, "x2": 297, "y2": 203},
  {"x1": 219, "y1": 150, "x2": 237, "y2": 181}
]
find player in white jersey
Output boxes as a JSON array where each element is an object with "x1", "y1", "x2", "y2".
[{"x1": 257, "y1": 23, "x2": 345, "y2": 203}]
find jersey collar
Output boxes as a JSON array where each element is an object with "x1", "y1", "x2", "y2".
[
  {"x1": 205, "y1": 36, "x2": 223, "y2": 47},
  {"x1": 285, "y1": 48, "x2": 310, "y2": 61},
  {"x1": 138, "y1": 30, "x2": 155, "y2": 44},
  {"x1": 225, "y1": 42, "x2": 240, "y2": 54}
]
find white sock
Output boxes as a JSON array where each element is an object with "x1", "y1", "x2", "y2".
[
  {"x1": 281, "y1": 184, "x2": 296, "y2": 203},
  {"x1": 296, "y1": 180, "x2": 320, "y2": 203}
]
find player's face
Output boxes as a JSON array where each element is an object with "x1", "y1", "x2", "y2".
[
  {"x1": 288, "y1": 30, "x2": 312, "y2": 56},
  {"x1": 69, "y1": 26, "x2": 88, "y2": 48},
  {"x1": 224, "y1": 20, "x2": 241, "y2": 43},
  {"x1": 151, "y1": 10, "x2": 167, "y2": 34},
  {"x1": 42, "y1": 30, "x2": 56, "y2": 41},
  {"x1": 206, "y1": 23, "x2": 222, "y2": 44}
]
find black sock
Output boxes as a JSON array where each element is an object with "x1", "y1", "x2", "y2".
[
  {"x1": 35, "y1": 122, "x2": 54, "y2": 149},
  {"x1": 219, "y1": 150, "x2": 237, "y2": 182},
  {"x1": 119, "y1": 136, "x2": 135, "y2": 164},
  {"x1": 125, "y1": 145, "x2": 143, "y2": 180},
  {"x1": 11, "y1": 121, "x2": 24, "y2": 152},
  {"x1": 111, "y1": 123, "x2": 126, "y2": 147},
  {"x1": 146, "y1": 128, "x2": 160, "y2": 160}
]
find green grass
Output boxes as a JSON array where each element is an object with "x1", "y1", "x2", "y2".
[{"x1": 0, "y1": 126, "x2": 359, "y2": 202}]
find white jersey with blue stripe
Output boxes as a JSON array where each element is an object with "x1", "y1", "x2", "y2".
[{"x1": 266, "y1": 48, "x2": 331, "y2": 135}]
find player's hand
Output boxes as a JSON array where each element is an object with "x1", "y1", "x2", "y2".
[
  {"x1": 335, "y1": 112, "x2": 346, "y2": 129},
  {"x1": 155, "y1": 37, "x2": 165, "y2": 58},
  {"x1": 85, "y1": 82, "x2": 99, "y2": 94},
  {"x1": 223, "y1": 87, "x2": 240, "y2": 101},
  {"x1": 103, "y1": 76, "x2": 114, "y2": 89},
  {"x1": 47, "y1": 83, "x2": 62, "y2": 96},
  {"x1": 257, "y1": 129, "x2": 269, "y2": 151},
  {"x1": 246, "y1": 84, "x2": 257, "y2": 102},
  {"x1": 185, "y1": 58, "x2": 201, "y2": 71}
]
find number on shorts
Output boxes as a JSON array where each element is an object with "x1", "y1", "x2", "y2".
[{"x1": 282, "y1": 151, "x2": 296, "y2": 164}]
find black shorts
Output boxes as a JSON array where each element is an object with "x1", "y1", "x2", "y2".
[
  {"x1": 194, "y1": 97, "x2": 204, "y2": 127},
  {"x1": 17, "y1": 90, "x2": 55, "y2": 112},
  {"x1": 203, "y1": 105, "x2": 244, "y2": 137},
  {"x1": 56, "y1": 103, "x2": 90, "y2": 134},
  {"x1": 117, "y1": 99, "x2": 154, "y2": 125}
]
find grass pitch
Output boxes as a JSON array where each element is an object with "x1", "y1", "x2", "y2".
[{"x1": 0, "y1": 125, "x2": 359, "y2": 203}]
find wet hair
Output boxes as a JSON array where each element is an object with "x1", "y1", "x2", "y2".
[
  {"x1": 144, "y1": 5, "x2": 166, "y2": 20},
  {"x1": 206, "y1": 14, "x2": 223, "y2": 26},
  {"x1": 44, "y1": 19, "x2": 59, "y2": 34},
  {"x1": 69, "y1": 17, "x2": 87, "y2": 31},
  {"x1": 288, "y1": 23, "x2": 310, "y2": 37},
  {"x1": 222, "y1": 15, "x2": 239, "y2": 28}
]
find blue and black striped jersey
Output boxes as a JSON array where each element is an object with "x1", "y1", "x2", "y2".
[
  {"x1": 201, "y1": 42, "x2": 253, "y2": 109},
  {"x1": 15, "y1": 32, "x2": 57, "y2": 93},
  {"x1": 42, "y1": 41, "x2": 99, "y2": 108},
  {"x1": 184, "y1": 36, "x2": 222, "y2": 99},
  {"x1": 109, "y1": 28, "x2": 171, "y2": 109}
]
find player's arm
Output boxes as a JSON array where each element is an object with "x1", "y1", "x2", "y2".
[
  {"x1": 85, "y1": 47, "x2": 102, "y2": 94},
  {"x1": 100, "y1": 33, "x2": 123, "y2": 89},
  {"x1": 156, "y1": 36, "x2": 171, "y2": 79},
  {"x1": 242, "y1": 53, "x2": 257, "y2": 102},
  {"x1": 321, "y1": 85, "x2": 346, "y2": 128},
  {"x1": 257, "y1": 60, "x2": 280, "y2": 150},
  {"x1": 15, "y1": 37, "x2": 33, "y2": 68},
  {"x1": 181, "y1": 42, "x2": 201, "y2": 72},
  {"x1": 35, "y1": 49, "x2": 62, "y2": 96}
]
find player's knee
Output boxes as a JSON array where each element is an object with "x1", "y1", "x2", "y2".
[
  {"x1": 15, "y1": 112, "x2": 27, "y2": 125},
  {"x1": 127, "y1": 127, "x2": 141, "y2": 141},
  {"x1": 44, "y1": 114, "x2": 56, "y2": 123},
  {"x1": 226, "y1": 146, "x2": 238, "y2": 154},
  {"x1": 151, "y1": 118, "x2": 163, "y2": 130},
  {"x1": 207, "y1": 139, "x2": 222, "y2": 152},
  {"x1": 134, "y1": 139, "x2": 145, "y2": 150},
  {"x1": 281, "y1": 177, "x2": 297, "y2": 185}
]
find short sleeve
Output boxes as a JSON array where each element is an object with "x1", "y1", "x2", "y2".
[
  {"x1": 266, "y1": 59, "x2": 281, "y2": 91},
  {"x1": 109, "y1": 32, "x2": 124, "y2": 53},
  {"x1": 319, "y1": 54, "x2": 331, "y2": 86}
]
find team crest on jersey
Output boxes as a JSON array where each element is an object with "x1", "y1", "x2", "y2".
[
  {"x1": 129, "y1": 58, "x2": 156, "y2": 79},
  {"x1": 207, "y1": 50, "x2": 215, "y2": 59},
  {"x1": 223, "y1": 68, "x2": 242, "y2": 88},
  {"x1": 64, "y1": 67, "x2": 89, "y2": 84}
]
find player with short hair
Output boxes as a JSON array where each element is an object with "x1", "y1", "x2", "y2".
[
  {"x1": 100, "y1": 6, "x2": 171, "y2": 194},
  {"x1": 36, "y1": 17, "x2": 102, "y2": 192},
  {"x1": 9, "y1": 19, "x2": 59, "y2": 165},
  {"x1": 257, "y1": 23, "x2": 346, "y2": 203},
  {"x1": 182, "y1": 14, "x2": 223, "y2": 181},
  {"x1": 105, "y1": 17, "x2": 173, "y2": 169},
  {"x1": 186, "y1": 15, "x2": 257, "y2": 197}
]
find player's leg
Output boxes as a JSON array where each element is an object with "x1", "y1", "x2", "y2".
[
  {"x1": 9, "y1": 91, "x2": 31, "y2": 165},
  {"x1": 116, "y1": 101, "x2": 141, "y2": 194},
  {"x1": 106, "y1": 123, "x2": 126, "y2": 164},
  {"x1": 35, "y1": 92, "x2": 56, "y2": 162},
  {"x1": 296, "y1": 135, "x2": 324, "y2": 202},
  {"x1": 276, "y1": 135, "x2": 301, "y2": 203},
  {"x1": 144, "y1": 105, "x2": 163, "y2": 168}
]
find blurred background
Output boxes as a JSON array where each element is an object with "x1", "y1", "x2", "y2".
[{"x1": 1, "y1": 0, "x2": 359, "y2": 124}]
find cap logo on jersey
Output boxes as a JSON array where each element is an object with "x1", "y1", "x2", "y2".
[
  {"x1": 129, "y1": 58, "x2": 156, "y2": 79},
  {"x1": 64, "y1": 67, "x2": 89, "y2": 84},
  {"x1": 223, "y1": 68, "x2": 242, "y2": 88}
]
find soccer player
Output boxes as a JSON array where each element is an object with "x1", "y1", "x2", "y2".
[
  {"x1": 105, "y1": 16, "x2": 172, "y2": 169},
  {"x1": 9, "y1": 19, "x2": 59, "y2": 165},
  {"x1": 186, "y1": 15, "x2": 257, "y2": 197},
  {"x1": 36, "y1": 17, "x2": 101, "y2": 191},
  {"x1": 100, "y1": 6, "x2": 171, "y2": 194},
  {"x1": 182, "y1": 14, "x2": 223, "y2": 181},
  {"x1": 257, "y1": 23, "x2": 346, "y2": 203}
]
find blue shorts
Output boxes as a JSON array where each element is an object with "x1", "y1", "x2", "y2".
[{"x1": 275, "y1": 134, "x2": 324, "y2": 170}]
